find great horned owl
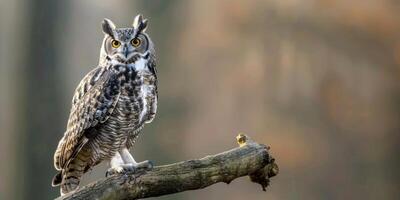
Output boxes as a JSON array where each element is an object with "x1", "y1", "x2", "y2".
[{"x1": 52, "y1": 15, "x2": 157, "y2": 195}]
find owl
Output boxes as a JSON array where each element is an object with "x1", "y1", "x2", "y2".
[{"x1": 52, "y1": 14, "x2": 157, "y2": 195}]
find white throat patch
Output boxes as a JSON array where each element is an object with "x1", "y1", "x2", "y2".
[{"x1": 133, "y1": 58, "x2": 147, "y2": 71}]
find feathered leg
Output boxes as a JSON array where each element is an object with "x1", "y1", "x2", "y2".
[
  {"x1": 120, "y1": 148, "x2": 153, "y2": 169},
  {"x1": 106, "y1": 149, "x2": 153, "y2": 177}
]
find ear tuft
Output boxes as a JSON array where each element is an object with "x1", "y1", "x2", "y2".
[
  {"x1": 133, "y1": 14, "x2": 148, "y2": 32},
  {"x1": 102, "y1": 18, "x2": 116, "y2": 37}
]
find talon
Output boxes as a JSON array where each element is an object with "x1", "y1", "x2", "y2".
[
  {"x1": 121, "y1": 164, "x2": 136, "y2": 173},
  {"x1": 105, "y1": 166, "x2": 124, "y2": 177},
  {"x1": 106, "y1": 160, "x2": 154, "y2": 177},
  {"x1": 105, "y1": 169, "x2": 113, "y2": 177},
  {"x1": 146, "y1": 160, "x2": 154, "y2": 169}
]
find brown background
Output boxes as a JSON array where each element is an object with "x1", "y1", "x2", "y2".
[{"x1": 1, "y1": 0, "x2": 399, "y2": 199}]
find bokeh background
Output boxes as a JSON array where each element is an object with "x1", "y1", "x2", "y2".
[{"x1": 1, "y1": 0, "x2": 400, "y2": 199}]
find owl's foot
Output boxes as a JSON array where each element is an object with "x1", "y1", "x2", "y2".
[
  {"x1": 106, "y1": 160, "x2": 154, "y2": 177},
  {"x1": 106, "y1": 166, "x2": 124, "y2": 177},
  {"x1": 134, "y1": 160, "x2": 154, "y2": 170}
]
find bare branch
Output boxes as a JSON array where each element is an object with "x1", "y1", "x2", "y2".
[{"x1": 55, "y1": 134, "x2": 279, "y2": 200}]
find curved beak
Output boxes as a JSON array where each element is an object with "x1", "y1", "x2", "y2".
[{"x1": 123, "y1": 45, "x2": 129, "y2": 58}]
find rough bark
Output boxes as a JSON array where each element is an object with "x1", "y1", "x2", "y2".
[{"x1": 55, "y1": 134, "x2": 279, "y2": 200}]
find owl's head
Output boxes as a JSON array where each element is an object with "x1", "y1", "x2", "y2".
[{"x1": 99, "y1": 14, "x2": 154, "y2": 65}]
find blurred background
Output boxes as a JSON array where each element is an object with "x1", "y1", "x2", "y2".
[{"x1": 1, "y1": 0, "x2": 400, "y2": 199}]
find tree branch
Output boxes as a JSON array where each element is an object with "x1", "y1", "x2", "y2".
[{"x1": 55, "y1": 134, "x2": 279, "y2": 200}]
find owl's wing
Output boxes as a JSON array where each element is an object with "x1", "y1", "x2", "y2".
[
  {"x1": 145, "y1": 55, "x2": 158, "y2": 123},
  {"x1": 54, "y1": 67, "x2": 120, "y2": 170}
]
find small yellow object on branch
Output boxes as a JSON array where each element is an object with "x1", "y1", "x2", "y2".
[{"x1": 236, "y1": 133, "x2": 248, "y2": 147}]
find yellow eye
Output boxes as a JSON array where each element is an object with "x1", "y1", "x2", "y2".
[
  {"x1": 111, "y1": 40, "x2": 120, "y2": 48},
  {"x1": 131, "y1": 38, "x2": 141, "y2": 47}
]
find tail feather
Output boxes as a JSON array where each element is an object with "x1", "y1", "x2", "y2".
[
  {"x1": 54, "y1": 147, "x2": 89, "y2": 195},
  {"x1": 51, "y1": 171, "x2": 80, "y2": 195},
  {"x1": 52, "y1": 169, "x2": 82, "y2": 195},
  {"x1": 60, "y1": 175, "x2": 80, "y2": 195},
  {"x1": 52, "y1": 159, "x2": 85, "y2": 195},
  {"x1": 52, "y1": 171, "x2": 62, "y2": 187}
]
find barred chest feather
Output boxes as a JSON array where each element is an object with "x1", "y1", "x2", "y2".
[
  {"x1": 95, "y1": 58, "x2": 157, "y2": 152},
  {"x1": 115, "y1": 58, "x2": 157, "y2": 129}
]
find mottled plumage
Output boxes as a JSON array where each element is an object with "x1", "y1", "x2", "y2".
[{"x1": 52, "y1": 15, "x2": 157, "y2": 195}]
